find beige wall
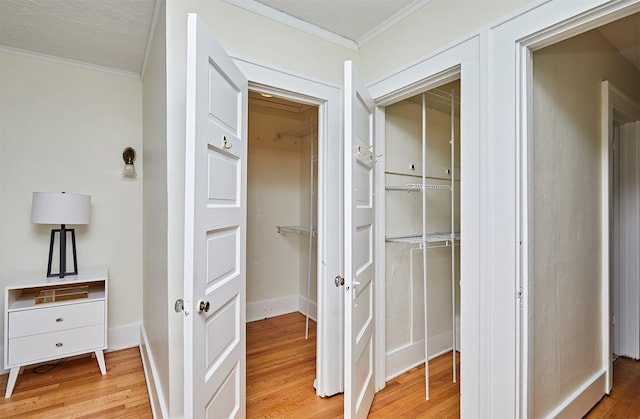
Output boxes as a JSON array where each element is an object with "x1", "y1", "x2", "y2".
[
  {"x1": 247, "y1": 104, "x2": 317, "y2": 307},
  {"x1": 384, "y1": 86, "x2": 461, "y2": 363},
  {"x1": 0, "y1": 51, "x2": 143, "y2": 342},
  {"x1": 359, "y1": 0, "x2": 536, "y2": 85},
  {"x1": 532, "y1": 28, "x2": 640, "y2": 417}
]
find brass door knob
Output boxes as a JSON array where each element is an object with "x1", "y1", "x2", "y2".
[{"x1": 198, "y1": 300, "x2": 210, "y2": 313}]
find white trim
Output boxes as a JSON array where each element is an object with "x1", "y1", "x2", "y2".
[
  {"x1": 490, "y1": 1, "x2": 640, "y2": 416},
  {"x1": 357, "y1": 0, "x2": 434, "y2": 46},
  {"x1": 604, "y1": 81, "x2": 640, "y2": 368},
  {"x1": 374, "y1": 105, "x2": 386, "y2": 393},
  {"x1": 369, "y1": 36, "x2": 480, "y2": 416},
  {"x1": 0, "y1": 46, "x2": 141, "y2": 79},
  {"x1": 222, "y1": 0, "x2": 357, "y2": 51},
  {"x1": 386, "y1": 343, "x2": 424, "y2": 382},
  {"x1": 140, "y1": 0, "x2": 163, "y2": 78},
  {"x1": 234, "y1": 58, "x2": 343, "y2": 397},
  {"x1": 140, "y1": 325, "x2": 169, "y2": 419},
  {"x1": 515, "y1": 37, "x2": 533, "y2": 419},
  {"x1": 547, "y1": 370, "x2": 607, "y2": 419},
  {"x1": 246, "y1": 296, "x2": 299, "y2": 322},
  {"x1": 385, "y1": 332, "x2": 456, "y2": 382},
  {"x1": 232, "y1": 55, "x2": 341, "y2": 90},
  {"x1": 297, "y1": 295, "x2": 318, "y2": 322},
  {"x1": 246, "y1": 295, "x2": 318, "y2": 323}
]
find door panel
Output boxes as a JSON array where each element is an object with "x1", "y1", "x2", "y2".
[
  {"x1": 344, "y1": 60, "x2": 377, "y2": 419},
  {"x1": 185, "y1": 14, "x2": 247, "y2": 419}
]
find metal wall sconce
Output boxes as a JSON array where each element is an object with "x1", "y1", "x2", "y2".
[{"x1": 122, "y1": 147, "x2": 137, "y2": 178}]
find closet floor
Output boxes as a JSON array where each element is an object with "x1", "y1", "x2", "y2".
[
  {"x1": 246, "y1": 312, "x2": 462, "y2": 417},
  {"x1": 247, "y1": 312, "x2": 341, "y2": 417}
]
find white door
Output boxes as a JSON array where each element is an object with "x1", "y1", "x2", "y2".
[
  {"x1": 343, "y1": 60, "x2": 377, "y2": 419},
  {"x1": 184, "y1": 14, "x2": 248, "y2": 418}
]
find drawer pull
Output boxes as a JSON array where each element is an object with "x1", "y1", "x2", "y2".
[
  {"x1": 55, "y1": 342, "x2": 63, "y2": 347},
  {"x1": 56, "y1": 317, "x2": 64, "y2": 322}
]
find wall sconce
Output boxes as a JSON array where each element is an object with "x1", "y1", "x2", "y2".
[{"x1": 122, "y1": 147, "x2": 137, "y2": 178}]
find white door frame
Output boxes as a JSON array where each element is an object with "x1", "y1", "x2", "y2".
[
  {"x1": 604, "y1": 80, "x2": 640, "y2": 362},
  {"x1": 368, "y1": 36, "x2": 481, "y2": 414},
  {"x1": 489, "y1": 0, "x2": 640, "y2": 417},
  {"x1": 233, "y1": 57, "x2": 344, "y2": 396}
]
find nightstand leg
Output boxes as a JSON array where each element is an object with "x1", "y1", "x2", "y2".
[
  {"x1": 5, "y1": 367, "x2": 20, "y2": 398},
  {"x1": 95, "y1": 350, "x2": 106, "y2": 375}
]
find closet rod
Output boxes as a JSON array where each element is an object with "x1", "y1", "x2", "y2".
[{"x1": 274, "y1": 124, "x2": 314, "y2": 140}]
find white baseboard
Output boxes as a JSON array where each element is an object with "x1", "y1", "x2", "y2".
[
  {"x1": 140, "y1": 325, "x2": 169, "y2": 419},
  {"x1": 247, "y1": 295, "x2": 317, "y2": 323},
  {"x1": 386, "y1": 330, "x2": 455, "y2": 381},
  {"x1": 548, "y1": 369, "x2": 606, "y2": 419},
  {"x1": 297, "y1": 295, "x2": 317, "y2": 322}
]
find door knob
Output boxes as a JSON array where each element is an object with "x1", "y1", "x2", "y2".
[{"x1": 198, "y1": 300, "x2": 210, "y2": 313}]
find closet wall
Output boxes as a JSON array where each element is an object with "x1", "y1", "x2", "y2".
[
  {"x1": 246, "y1": 96, "x2": 318, "y2": 322},
  {"x1": 384, "y1": 82, "x2": 461, "y2": 379}
]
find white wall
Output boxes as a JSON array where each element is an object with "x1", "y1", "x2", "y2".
[
  {"x1": 532, "y1": 28, "x2": 640, "y2": 417},
  {"x1": 141, "y1": 0, "x2": 176, "y2": 416},
  {"x1": 0, "y1": 50, "x2": 143, "y2": 346}
]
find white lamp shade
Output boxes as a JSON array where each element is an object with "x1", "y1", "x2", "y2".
[{"x1": 31, "y1": 192, "x2": 91, "y2": 225}]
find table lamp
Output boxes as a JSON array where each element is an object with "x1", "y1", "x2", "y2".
[{"x1": 31, "y1": 192, "x2": 91, "y2": 278}]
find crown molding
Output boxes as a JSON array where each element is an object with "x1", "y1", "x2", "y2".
[
  {"x1": 357, "y1": 0, "x2": 434, "y2": 46},
  {"x1": 224, "y1": 0, "x2": 358, "y2": 51},
  {"x1": 0, "y1": 46, "x2": 141, "y2": 79}
]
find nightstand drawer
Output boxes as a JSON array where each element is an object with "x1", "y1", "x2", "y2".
[
  {"x1": 8, "y1": 301, "x2": 104, "y2": 339},
  {"x1": 7, "y1": 324, "x2": 105, "y2": 366}
]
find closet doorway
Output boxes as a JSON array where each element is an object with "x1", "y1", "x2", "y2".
[
  {"x1": 245, "y1": 89, "x2": 320, "y2": 394},
  {"x1": 529, "y1": 11, "x2": 640, "y2": 416},
  {"x1": 381, "y1": 79, "x2": 461, "y2": 402}
]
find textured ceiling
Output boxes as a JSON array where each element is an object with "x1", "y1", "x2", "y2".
[
  {"x1": 0, "y1": 0, "x2": 156, "y2": 74},
  {"x1": 0, "y1": 1, "x2": 638, "y2": 77}
]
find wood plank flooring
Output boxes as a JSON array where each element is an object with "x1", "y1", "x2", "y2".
[
  {"x1": 0, "y1": 314, "x2": 638, "y2": 418},
  {"x1": 247, "y1": 312, "x2": 460, "y2": 418},
  {"x1": 585, "y1": 356, "x2": 640, "y2": 418},
  {"x1": 0, "y1": 347, "x2": 151, "y2": 418}
]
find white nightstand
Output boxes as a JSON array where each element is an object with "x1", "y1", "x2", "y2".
[{"x1": 3, "y1": 268, "x2": 108, "y2": 398}]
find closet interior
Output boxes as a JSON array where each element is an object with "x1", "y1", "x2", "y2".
[
  {"x1": 246, "y1": 91, "x2": 318, "y2": 338},
  {"x1": 383, "y1": 80, "x2": 461, "y2": 398}
]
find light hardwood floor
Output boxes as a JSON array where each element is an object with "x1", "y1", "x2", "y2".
[
  {"x1": 0, "y1": 347, "x2": 152, "y2": 418},
  {"x1": 0, "y1": 314, "x2": 638, "y2": 418},
  {"x1": 247, "y1": 312, "x2": 460, "y2": 418}
]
